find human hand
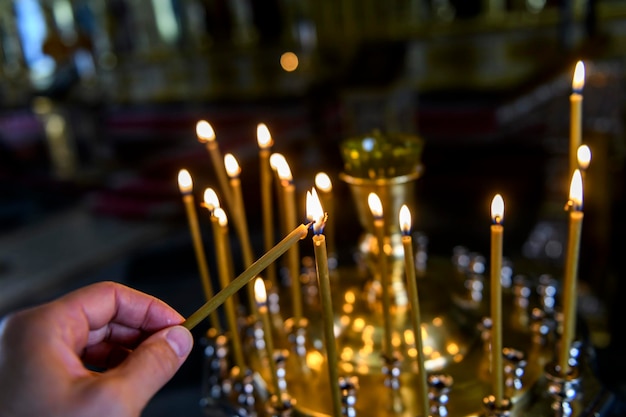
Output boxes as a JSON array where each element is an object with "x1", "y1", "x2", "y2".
[{"x1": 0, "y1": 281, "x2": 194, "y2": 417}]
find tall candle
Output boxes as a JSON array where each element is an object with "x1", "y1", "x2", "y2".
[
  {"x1": 258, "y1": 123, "x2": 277, "y2": 286},
  {"x1": 307, "y1": 189, "x2": 342, "y2": 417},
  {"x1": 490, "y1": 194, "x2": 505, "y2": 404},
  {"x1": 196, "y1": 120, "x2": 233, "y2": 210},
  {"x1": 254, "y1": 277, "x2": 283, "y2": 397},
  {"x1": 315, "y1": 172, "x2": 336, "y2": 263},
  {"x1": 270, "y1": 153, "x2": 289, "y2": 236},
  {"x1": 212, "y1": 208, "x2": 246, "y2": 370},
  {"x1": 178, "y1": 169, "x2": 221, "y2": 331},
  {"x1": 368, "y1": 192, "x2": 393, "y2": 360},
  {"x1": 570, "y1": 61, "x2": 585, "y2": 179},
  {"x1": 204, "y1": 188, "x2": 237, "y2": 289},
  {"x1": 399, "y1": 205, "x2": 429, "y2": 417},
  {"x1": 184, "y1": 222, "x2": 311, "y2": 330},
  {"x1": 559, "y1": 169, "x2": 584, "y2": 375}
]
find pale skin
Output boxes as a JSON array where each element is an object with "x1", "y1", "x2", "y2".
[{"x1": 0, "y1": 281, "x2": 194, "y2": 417}]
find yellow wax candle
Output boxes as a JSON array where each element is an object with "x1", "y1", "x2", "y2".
[
  {"x1": 196, "y1": 120, "x2": 233, "y2": 210},
  {"x1": 212, "y1": 208, "x2": 246, "y2": 370},
  {"x1": 204, "y1": 188, "x2": 237, "y2": 297},
  {"x1": 368, "y1": 192, "x2": 393, "y2": 360},
  {"x1": 270, "y1": 153, "x2": 288, "y2": 236},
  {"x1": 559, "y1": 170, "x2": 584, "y2": 375},
  {"x1": 257, "y1": 123, "x2": 277, "y2": 286},
  {"x1": 490, "y1": 194, "x2": 505, "y2": 405},
  {"x1": 307, "y1": 189, "x2": 342, "y2": 417},
  {"x1": 253, "y1": 278, "x2": 283, "y2": 397},
  {"x1": 570, "y1": 61, "x2": 585, "y2": 179},
  {"x1": 399, "y1": 205, "x2": 429, "y2": 417},
  {"x1": 315, "y1": 172, "x2": 336, "y2": 262},
  {"x1": 178, "y1": 169, "x2": 221, "y2": 331},
  {"x1": 183, "y1": 222, "x2": 311, "y2": 330}
]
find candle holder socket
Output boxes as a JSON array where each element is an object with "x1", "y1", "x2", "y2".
[
  {"x1": 482, "y1": 395, "x2": 512, "y2": 417},
  {"x1": 427, "y1": 373, "x2": 453, "y2": 417}
]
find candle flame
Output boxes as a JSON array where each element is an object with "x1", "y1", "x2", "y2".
[
  {"x1": 368, "y1": 193, "x2": 383, "y2": 219},
  {"x1": 572, "y1": 61, "x2": 585, "y2": 92},
  {"x1": 254, "y1": 277, "x2": 267, "y2": 305},
  {"x1": 315, "y1": 172, "x2": 332, "y2": 192},
  {"x1": 196, "y1": 120, "x2": 215, "y2": 142},
  {"x1": 269, "y1": 153, "x2": 287, "y2": 171},
  {"x1": 203, "y1": 188, "x2": 220, "y2": 211},
  {"x1": 257, "y1": 123, "x2": 273, "y2": 149},
  {"x1": 307, "y1": 188, "x2": 326, "y2": 234},
  {"x1": 569, "y1": 169, "x2": 584, "y2": 210},
  {"x1": 178, "y1": 169, "x2": 193, "y2": 193},
  {"x1": 224, "y1": 153, "x2": 241, "y2": 178},
  {"x1": 577, "y1": 144, "x2": 591, "y2": 171},
  {"x1": 272, "y1": 155, "x2": 293, "y2": 182},
  {"x1": 399, "y1": 204, "x2": 411, "y2": 235},
  {"x1": 214, "y1": 207, "x2": 228, "y2": 226},
  {"x1": 491, "y1": 194, "x2": 504, "y2": 224}
]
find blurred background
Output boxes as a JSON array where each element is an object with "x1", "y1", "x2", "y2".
[{"x1": 0, "y1": 0, "x2": 625, "y2": 415}]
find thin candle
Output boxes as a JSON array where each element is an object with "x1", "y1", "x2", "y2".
[
  {"x1": 368, "y1": 192, "x2": 393, "y2": 360},
  {"x1": 204, "y1": 188, "x2": 236, "y2": 283},
  {"x1": 178, "y1": 169, "x2": 221, "y2": 331},
  {"x1": 307, "y1": 188, "x2": 342, "y2": 417},
  {"x1": 183, "y1": 222, "x2": 311, "y2": 330},
  {"x1": 490, "y1": 194, "x2": 505, "y2": 404},
  {"x1": 399, "y1": 205, "x2": 429, "y2": 417},
  {"x1": 570, "y1": 61, "x2": 585, "y2": 179},
  {"x1": 270, "y1": 153, "x2": 288, "y2": 236},
  {"x1": 196, "y1": 120, "x2": 233, "y2": 210},
  {"x1": 315, "y1": 172, "x2": 337, "y2": 263},
  {"x1": 212, "y1": 208, "x2": 246, "y2": 370},
  {"x1": 254, "y1": 277, "x2": 283, "y2": 397},
  {"x1": 559, "y1": 170, "x2": 584, "y2": 375},
  {"x1": 258, "y1": 123, "x2": 277, "y2": 286}
]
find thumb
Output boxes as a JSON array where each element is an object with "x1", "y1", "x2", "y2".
[{"x1": 105, "y1": 325, "x2": 193, "y2": 413}]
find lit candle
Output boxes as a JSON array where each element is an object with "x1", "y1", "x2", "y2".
[
  {"x1": 559, "y1": 169, "x2": 584, "y2": 375},
  {"x1": 570, "y1": 61, "x2": 585, "y2": 179},
  {"x1": 490, "y1": 194, "x2": 505, "y2": 404},
  {"x1": 178, "y1": 169, "x2": 221, "y2": 331},
  {"x1": 258, "y1": 123, "x2": 277, "y2": 286},
  {"x1": 307, "y1": 188, "x2": 342, "y2": 417},
  {"x1": 212, "y1": 208, "x2": 246, "y2": 370},
  {"x1": 270, "y1": 153, "x2": 289, "y2": 236},
  {"x1": 577, "y1": 144, "x2": 591, "y2": 183},
  {"x1": 196, "y1": 120, "x2": 233, "y2": 210},
  {"x1": 399, "y1": 205, "x2": 429, "y2": 417},
  {"x1": 253, "y1": 277, "x2": 283, "y2": 398},
  {"x1": 368, "y1": 192, "x2": 393, "y2": 360},
  {"x1": 315, "y1": 172, "x2": 336, "y2": 263},
  {"x1": 276, "y1": 157, "x2": 303, "y2": 321},
  {"x1": 183, "y1": 221, "x2": 311, "y2": 330},
  {"x1": 224, "y1": 153, "x2": 257, "y2": 316}
]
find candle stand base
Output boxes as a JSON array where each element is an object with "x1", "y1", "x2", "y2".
[{"x1": 482, "y1": 396, "x2": 512, "y2": 417}]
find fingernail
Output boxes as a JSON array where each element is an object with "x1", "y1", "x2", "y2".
[{"x1": 166, "y1": 326, "x2": 193, "y2": 357}]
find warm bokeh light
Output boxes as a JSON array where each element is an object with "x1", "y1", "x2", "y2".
[
  {"x1": 572, "y1": 61, "x2": 585, "y2": 92},
  {"x1": 195, "y1": 120, "x2": 215, "y2": 142},
  {"x1": 203, "y1": 188, "x2": 220, "y2": 211},
  {"x1": 214, "y1": 207, "x2": 228, "y2": 226},
  {"x1": 399, "y1": 204, "x2": 411, "y2": 235},
  {"x1": 224, "y1": 153, "x2": 241, "y2": 178},
  {"x1": 254, "y1": 277, "x2": 267, "y2": 304},
  {"x1": 368, "y1": 193, "x2": 383, "y2": 218},
  {"x1": 257, "y1": 123, "x2": 273, "y2": 149},
  {"x1": 177, "y1": 169, "x2": 193, "y2": 193},
  {"x1": 577, "y1": 144, "x2": 592, "y2": 170},
  {"x1": 280, "y1": 51, "x2": 299, "y2": 72},
  {"x1": 314, "y1": 172, "x2": 332, "y2": 192},
  {"x1": 272, "y1": 154, "x2": 292, "y2": 181},
  {"x1": 491, "y1": 194, "x2": 505, "y2": 224},
  {"x1": 569, "y1": 169, "x2": 584, "y2": 209},
  {"x1": 306, "y1": 188, "x2": 325, "y2": 233}
]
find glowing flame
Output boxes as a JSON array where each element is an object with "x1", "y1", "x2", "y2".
[
  {"x1": 577, "y1": 144, "x2": 591, "y2": 170},
  {"x1": 203, "y1": 188, "x2": 220, "y2": 211},
  {"x1": 257, "y1": 123, "x2": 273, "y2": 149},
  {"x1": 368, "y1": 193, "x2": 383, "y2": 219},
  {"x1": 269, "y1": 153, "x2": 287, "y2": 171},
  {"x1": 491, "y1": 194, "x2": 504, "y2": 224},
  {"x1": 399, "y1": 204, "x2": 411, "y2": 235},
  {"x1": 254, "y1": 277, "x2": 267, "y2": 304},
  {"x1": 307, "y1": 188, "x2": 325, "y2": 234},
  {"x1": 177, "y1": 169, "x2": 193, "y2": 193},
  {"x1": 271, "y1": 154, "x2": 292, "y2": 182},
  {"x1": 224, "y1": 153, "x2": 241, "y2": 178},
  {"x1": 314, "y1": 172, "x2": 332, "y2": 193},
  {"x1": 569, "y1": 169, "x2": 583, "y2": 209},
  {"x1": 572, "y1": 61, "x2": 585, "y2": 92},
  {"x1": 214, "y1": 207, "x2": 228, "y2": 226},
  {"x1": 196, "y1": 120, "x2": 215, "y2": 142}
]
